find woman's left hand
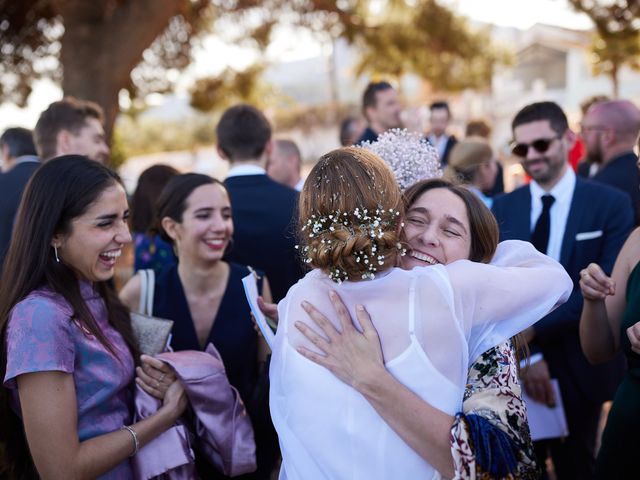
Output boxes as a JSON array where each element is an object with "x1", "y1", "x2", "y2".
[
  {"x1": 295, "y1": 290, "x2": 385, "y2": 390},
  {"x1": 135, "y1": 354, "x2": 176, "y2": 400}
]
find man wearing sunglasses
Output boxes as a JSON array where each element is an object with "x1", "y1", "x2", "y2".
[
  {"x1": 492, "y1": 101, "x2": 633, "y2": 480},
  {"x1": 577, "y1": 100, "x2": 640, "y2": 224}
]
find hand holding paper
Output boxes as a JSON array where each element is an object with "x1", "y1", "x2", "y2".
[{"x1": 242, "y1": 272, "x2": 276, "y2": 349}]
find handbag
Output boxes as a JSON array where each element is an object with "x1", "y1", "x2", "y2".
[{"x1": 129, "y1": 269, "x2": 174, "y2": 355}]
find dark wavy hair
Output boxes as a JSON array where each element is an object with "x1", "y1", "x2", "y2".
[{"x1": 0, "y1": 155, "x2": 138, "y2": 479}]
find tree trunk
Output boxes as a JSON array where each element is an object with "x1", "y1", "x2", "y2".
[
  {"x1": 611, "y1": 63, "x2": 620, "y2": 99},
  {"x1": 327, "y1": 37, "x2": 340, "y2": 123},
  {"x1": 55, "y1": 0, "x2": 183, "y2": 146}
]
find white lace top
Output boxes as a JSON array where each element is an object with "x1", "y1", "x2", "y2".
[{"x1": 270, "y1": 240, "x2": 572, "y2": 479}]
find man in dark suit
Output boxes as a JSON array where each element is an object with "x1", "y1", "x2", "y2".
[
  {"x1": 217, "y1": 104, "x2": 303, "y2": 479},
  {"x1": 492, "y1": 101, "x2": 633, "y2": 479},
  {"x1": 356, "y1": 81, "x2": 402, "y2": 145},
  {"x1": 577, "y1": 99, "x2": 640, "y2": 223},
  {"x1": 426, "y1": 101, "x2": 457, "y2": 167},
  {"x1": 0, "y1": 128, "x2": 40, "y2": 268},
  {"x1": 218, "y1": 104, "x2": 303, "y2": 303}
]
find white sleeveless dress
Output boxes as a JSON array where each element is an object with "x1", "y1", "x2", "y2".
[{"x1": 270, "y1": 240, "x2": 572, "y2": 479}]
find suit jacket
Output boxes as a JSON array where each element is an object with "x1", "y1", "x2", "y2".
[
  {"x1": 440, "y1": 135, "x2": 457, "y2": 167},
  {"x1": 492, "y1": 178, "x2": 633, "y2": 403},
  {"x1": 577, "y1": 152, "x2": 640, "y2": 224},
  {"x1": 356, "y1": 126, "x2": 379, "y2": 145},
  {"x1": 224, "y1": 174, "x2": 303, "y2": 302},
  {"x1": 426, "y1": 133, "x2": 458, "y2": 167},
  {"x1": 0, "y1": 158, "x2": 40, "y2": 267}
]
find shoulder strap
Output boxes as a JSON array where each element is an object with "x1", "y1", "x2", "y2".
[
  {"x1": 137, "y1": 269, "x2": 155, "y2": 316},
  {"x1": 408, "y1": 273, "x2": 417, "y2": 337}
]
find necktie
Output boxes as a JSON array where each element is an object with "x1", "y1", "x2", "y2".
[{"x1": 531, "y1": 194, "x2": 555, "y2": 254}]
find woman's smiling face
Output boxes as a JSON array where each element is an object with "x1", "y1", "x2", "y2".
[
  {"x1": 53, "y1": 183, "x2": 131, "y2": 282},
  {"x1": 401, "y1": 188, "x2": 472, "y2": 269}
]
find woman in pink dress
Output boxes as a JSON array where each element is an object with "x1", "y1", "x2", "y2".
[{"x1": 0, "y1": 156, "x2": 186, "y2": 479}]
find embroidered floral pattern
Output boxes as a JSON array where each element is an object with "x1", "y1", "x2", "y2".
[{"x1": 450, "y1": 340, "x2": 539, "y2": 480}]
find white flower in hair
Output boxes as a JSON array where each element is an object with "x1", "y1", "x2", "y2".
[{"x1": 361, "y1": 128, "x2": 442, "y2": 190}]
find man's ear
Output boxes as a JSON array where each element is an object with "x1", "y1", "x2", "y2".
[
  {"x1": 217, "y1": 145, "x2": 229, "y2": 161},
  {"x1": 1, "y1": 144, "x2": 9, "y2": 165},
  {"x1": 56, "y1": 129, "x2": 73, "y2": 155},
  {"x1": 562, "y1": 128, "x2": 577, "y2": 151},
  {"x1": 264, "y1": 139, "x2": 273, "y2": 156}
]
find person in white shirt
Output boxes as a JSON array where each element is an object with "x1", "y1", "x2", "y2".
[{"x1": 270, "y1": 146, "x2": 572, "y2": 479}]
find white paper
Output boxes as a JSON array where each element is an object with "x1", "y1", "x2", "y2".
[
  {"x1": 242, "y1": 272, "x2": 276, "y2": 349},
  {"x1": 523, "y1": 379, "x2": 569, "y2": 441}
]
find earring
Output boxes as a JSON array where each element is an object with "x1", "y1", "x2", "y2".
[{"x1": 54, "y1": 246, "x2": 60, "y2": 263}]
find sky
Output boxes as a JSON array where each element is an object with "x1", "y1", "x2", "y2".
[{"x1": 0, "y1": 0, "x2": 593, "y2": 131}]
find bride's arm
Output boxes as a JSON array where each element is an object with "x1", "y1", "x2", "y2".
[
  {"x1": 296, "y1": 292, "x2": 539, "y2": 479},
  {"x1": 295, "y1": 291, "x2": 455, "y2": 478}
]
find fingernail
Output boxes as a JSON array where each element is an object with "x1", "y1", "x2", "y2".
[
  {"x1": 356, "y1": 304, "x2": 364, "y2": 311},
  {"x1": 301, "y1": 301, "x2": 310, "y2": 310},
  {"x1": 329, "y1": 290, "x2": 337, "y2": 300},
  {"x1": 294, "y1": 321, "x2": 303, "y2": 329}
]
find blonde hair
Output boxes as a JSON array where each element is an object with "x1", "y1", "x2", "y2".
[
  {"x1": 299, "y1": 147, "x2": 403, "y2": 282},
  {"x1": 446, "y1": 137, "x2": 493, "y2": 184}
]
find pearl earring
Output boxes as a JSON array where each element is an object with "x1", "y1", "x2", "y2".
[{"x1": 54, "y1": 246, "x2": 60, "y2": 263}]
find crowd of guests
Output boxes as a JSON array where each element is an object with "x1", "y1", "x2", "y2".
[{"x1": 0, "y1": 79, "x2": 639, "y2": 480}]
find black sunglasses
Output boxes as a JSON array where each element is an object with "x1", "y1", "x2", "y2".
[{"x1": 510, "y1": 137, "x2": 559, "y2": 158}]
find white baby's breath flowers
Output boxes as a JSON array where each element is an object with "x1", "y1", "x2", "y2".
[
  {"x1": 361, "y1": 128, "x2": 442, "y2": 190},
  {"x1": 297, "y1": 207, "x2": 404, "y2": 283}
]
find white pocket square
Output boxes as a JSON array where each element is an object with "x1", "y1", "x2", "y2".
[{"x1": 575, "y1": 230, "x2": 603, "y2": 241}]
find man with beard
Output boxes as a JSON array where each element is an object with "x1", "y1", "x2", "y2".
[
  {"x1": 577, "y1": 99, "x2": 640, "y2": 223},
  {"x1": 492, "y1": 101, "x2": 633, "y2": 480},
  {"x1": 356, "y1": 81, "x2": 402, "y2": 144}
]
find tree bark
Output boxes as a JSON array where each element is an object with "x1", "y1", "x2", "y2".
[
  {"x1": 611, "y1": 63, "x2": 619, "y2": 99},
  {"x1": 54, "y1": 0, "x2": 183, "y2": 143}
]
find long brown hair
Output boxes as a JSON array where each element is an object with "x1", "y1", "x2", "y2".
[
  {"x1": 403, "y1": 178, "x2": 528, "y2": 364},
  {"x1": 0, "y1": 156, "x2": 138, "y2": 479}
]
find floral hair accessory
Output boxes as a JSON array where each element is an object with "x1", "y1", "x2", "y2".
[
  {"x1": 361, "y1": 128, "x2": 442, "y2": 190},
  {"x1": 296, "y1": 207, "x2": 406, "y2": 283}
]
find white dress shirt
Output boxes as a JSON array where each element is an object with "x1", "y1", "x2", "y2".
[
  {"x1": 225, "y1": 164, "x2": 266, "y2": 178},
  {"x1": 529, "y1": 167, "x2": 576, "y2": 262}
]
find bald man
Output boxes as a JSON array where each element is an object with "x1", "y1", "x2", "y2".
[
  {"x1": 579, "y1": 99, "x2": 640, "y2": 222},
  {"x1": 266, "y1": 139, "x2": 304, "y2": 191}
]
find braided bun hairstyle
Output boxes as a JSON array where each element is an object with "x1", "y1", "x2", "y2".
[{"x1": 299, "y1": 147, "x2": 404, "y2": 282}]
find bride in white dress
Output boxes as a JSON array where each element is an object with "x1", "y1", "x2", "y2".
[{"x1": 269, "y1": 147, "x2": 571, "y2": 479}]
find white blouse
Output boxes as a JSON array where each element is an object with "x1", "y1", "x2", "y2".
[{"x1": 270, "y1": 240, "x2": 572, "y2": 479}]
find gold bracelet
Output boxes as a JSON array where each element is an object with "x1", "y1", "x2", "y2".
[{"x1": 121, "y1": 425, "x2": 139, "y2": 457}]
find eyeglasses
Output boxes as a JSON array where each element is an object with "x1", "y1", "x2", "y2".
[{"x1": 510, "y1": 137, "x2": 560, "y2": 158}]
